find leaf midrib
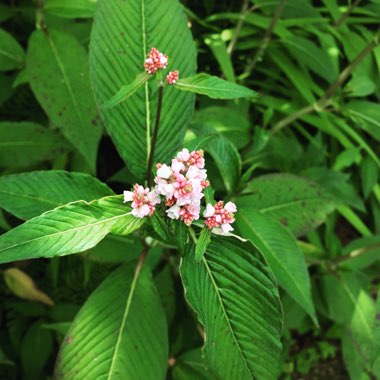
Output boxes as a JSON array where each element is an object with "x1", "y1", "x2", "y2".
[
  {"x1": 0, "y1": 189, "x2": 59, "y2": 207},
  {"x1": 0, "y1": 207, "x2": 131, "y2": 254},
  {"x1": 176, "y1": 81, "x2": 247, "y2": 94},
  {"x1": 141, "y1": 0, "x2": 151, "y2": 166},
  {"x1": 0, "y1": 48, "x2": 22, "y2": 64},
  {"x1": 242, "y1": 197, "x2": 327, "y2": 214},
  {"x1": 107, "y1": 265, "x2": 142, "y2": 380},
  {"x1": 46, "y1": 32, "x2": 91, "y2": 166},
  {"x1": 202, "y1": 254, "x2": 252, "y2": 378},
  {"x1": 348, "y1": 109, "x2": 380, "y2": 128}
]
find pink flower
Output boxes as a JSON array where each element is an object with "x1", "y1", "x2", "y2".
[
  {"x1": 176, "y1": 149, "x2": 205, "y2": 169},
  {"x1": 154, "y1": 149, "x2": 210, "y2": 225},
  {"x1": 166, "y1": 70, "x2": 179, "y2": 84},
  {"x1": 204, "y1": 201, "x2": 237, "y2": 234},
  {"x1": 166, "y1": 202, "x2": 201, "y2": 226},
  {"x1": 144, "y1": 48, "x2": 168, "y2": 74},
  {"x1": 124, "y1": 184, "x2": 160, "y2": 218}
]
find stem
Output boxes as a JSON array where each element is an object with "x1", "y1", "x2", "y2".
[
  {"x1": 147, "y1": 83, "x2": 164, "y2": 187},
  {"x1": 272, "y1": 29, "x2": 380, "y2": 134},
  {"x1": 333, "y1": 0, "x2": 362, "y2": 28},
  {"x1": 245, "y1": 0, "x2": 286, "y2": 76},
  {"x1": 136, "y1": 247, "x2": 149, "y2": 274},
  {"x1": 331, "y1": 242, "x2": 380, "y2": 267},
  {"x1": 227, "y1": 0, "x2": 250, "y2": 56}
]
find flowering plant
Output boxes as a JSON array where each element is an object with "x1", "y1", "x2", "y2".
[{"x1": 0, "y1": 0, "x2": 358, "y2": 379}]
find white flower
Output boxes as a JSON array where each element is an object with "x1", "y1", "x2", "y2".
[
  {"x1": 166, "y1": 204, "x2": 181, "y2": 220},
  {"x1": 203, "y1": 204, "x2": 215, "y2": 218}
]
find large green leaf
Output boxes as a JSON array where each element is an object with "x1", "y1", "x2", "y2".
[
  {"x1": 27, "y1": 30, "x2": 101, "y2": 172},
  {"x1": 0, "y1": 196, "x2": 144, "y2": 264},
  {"x1": 175, "y1": 74, "x2": 258, "y2": 99},
  {"x1": 239, "y1": 174, "x2": 336, "y2": 237},
  {"x1": 180, "y1": 237, "x2": 282, "y2": 380},
  {"x1": 0, "y1": 28, "x2": 25, "y2": 71},
  {"x1": 55, "y1": 263, "x2": 168, "y2": 380},
  {"x1": 236, "y1": 210, "x2": 317, "y2": 324},
  {"x1": 0, "y1": 170, "x2": 114, "y2": 220},
  {"x1": 0, "y1": 122, "x2": 70, "y2": 169},
  {"x1": 90, "y1": 0, "x2": 196, "y2": 179}
]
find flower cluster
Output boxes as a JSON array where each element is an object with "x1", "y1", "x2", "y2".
[
  {"x1": 123, "y1": 149, "x2": 237, "y2": 234},
  {"x1": 144, "y1": 48, "x2": 168, "y2": 74},
  {"x1": 166, "y1": 70, "x2": 179, "y2": 84},
  {"x1": 155, "y1": 148, "x2": 209, "y2": 226},
  {"x1": 204, "y1": 201, "x2": 237, "y2": 234},
  {"x1": 123, "y1": 184, "x2": 160, "y2": 218},
  {"x1": 144, "y1": 48, "x2": 179, "y2": 85}
]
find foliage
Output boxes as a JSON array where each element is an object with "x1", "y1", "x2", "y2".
[{"x1": 0, "y1": 0, "x2": 379, "y2": 379}]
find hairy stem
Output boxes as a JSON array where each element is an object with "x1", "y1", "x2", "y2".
[
  {"x1": 227, "y1": 0, "x2": 250, "y2": 56},
  {"x1": 147, "y1": 84, "x2": 164, "y2": 187},
  {"x1": 272, "y1": 29, "x2": 380, "y2": 134},
  {"x1": 245, "y1": 0, "x2": 286, "y2": 76}
]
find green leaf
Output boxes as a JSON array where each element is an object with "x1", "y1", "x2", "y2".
[
  {"x1": 22, "y1": 322, "x2": 53, "y2": 380},
  {"x1": 239, "y1": 174, "x2": 336, "y2": 237},
  {"x1": 339, "y1": 236, "x2": 380, "y2": 271},
  {"x1": 0, "y1": 122, "x2": 70, "y2": 168},
  {"x1": 175, "y1": 74, "x2": 258, "y2": 99},
  {"x1": 322, "y1": 273, "x2": 375, "y2": 375},
  {"x1": 204, "y1": 35, "x2": 235, "y2": 83},
  {"x1": 27, "y1": 30, "x2": 101, "y2": 172},
  {"x1": 103, "y1": 72, "x2": 151, "y2": 109},
  {"x1": 44, "y1": 0, "x2": 97, "y2": 18},
  {"x1": 155, "y1": 265, "x2": 176, "y2": 324},
  {"x1": 55, "y1": 263, "x2": 168, "y2": 379},
  {"x1": 195, "y1": 228, "x2": 211, "y2": 262},
  {"x1": 0, "y1": 28, "x2": 25, "y2": 71},
  {"x1": 343, "y1": 101, "x2": 380, "y2": 141},
  {"x1": 84, "y1": 235, "x2": 143, "y2": 264},
  {"x1": 361, "y1": 156, "x2": 378, "y2": 199},
  {"x1": 333, "y1": 147, "x2": 361, "y2": 171},
  {"x1": 180, "y1": 237, "x2": 282, "y2": 380},
  {"x1": 90, "y1": 0, "x2": 196, "y2": 179},
  {"x1": 0, "y1": 170, "x2": 114, "y2": 220},
  {"x1": 191, "y1": 106, "x2": 250, "y2": 149},
  {"x1": 191, "y1": 130, "x2": 241, "y2": 195},
  {"x1": 172, "y1": 349, "x2": 217, "y2": 380},
  {"x1": 236, "y1": 210, "x2": 317, "y2": 324},
  {"x1": 0, "y1": 195, "x2": 144, "y2": 264},
  {"x1": 282, "y1": 36, "x2": 338, "y2": 83}
]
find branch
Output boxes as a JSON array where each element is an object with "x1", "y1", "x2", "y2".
[
  {"x1": 245, "y1": 0, "x2": 286, "y2": 76},
  {"x1": 271, "y1": 29, "x2": 380, "y2": 134},
  {"x1": 333, "y1": 0, "x2": 362, "y2": 28},
  {"x1": 227, "y1": 0, "x2": 250, "y2": 56}
]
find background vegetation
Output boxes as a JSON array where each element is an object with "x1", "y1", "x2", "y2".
[{"x1": 0, "y1": 0, "x2": 379, "y2": 379}]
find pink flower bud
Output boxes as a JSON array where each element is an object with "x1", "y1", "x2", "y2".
[
  {"x1": 144, "y1": 48, "x2": 168, "y2": 74},
  {"x1": 204, "y1": 201, "x2": 237, "y2": 234},
  {"x1": 166, "y1": 70, "x2": 179, "y2": 84}
]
